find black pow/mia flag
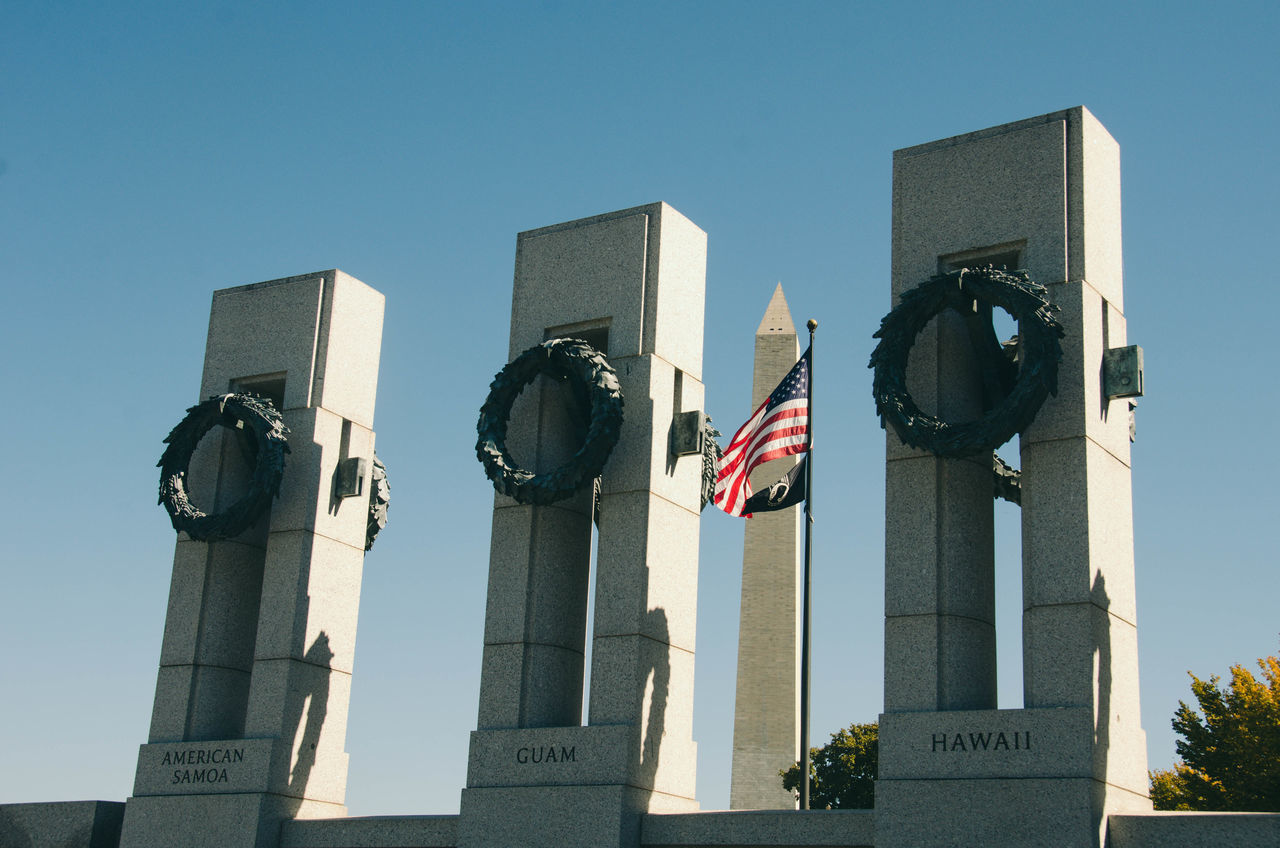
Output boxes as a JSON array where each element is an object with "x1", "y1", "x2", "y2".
[{"x1": 741, "y1": 455, "x2": 807, "y2": 516}]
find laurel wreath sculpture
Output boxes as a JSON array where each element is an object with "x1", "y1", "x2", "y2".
[
  {"x1": 869, "y1": 266, "x2": 1064, "y2": 458},
  {"x1": 700, "y1": 416, "x2": 724, "y2": 512},
  {"x1": 476, "y1": 338, "x2": 624, "y2": 506},
  {"x1": 158, "y1": 393, "x2": 290, "y2": 541},
  {"x1": 365, "y1": 454, "x2": 390, "y2": 551}
]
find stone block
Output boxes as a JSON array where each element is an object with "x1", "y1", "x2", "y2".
[
  {"x1": 884, "y1": 453, "x2": 993, "y2": 619},
  {"x1": 201, "y1": 274, "x2": 327, "y2": 413},
  {"x1": 594, "y1": 491, "x2": 699, "y2": 652},
  {"x1": 146, "y1": 664, "x2": 195, "y2": 743},
  {"x1": 882, "y1": 614, "x2": 940, "y2": 712},
  {"x1": 515, "y1": 642, "x2": 587, "y2": 729},
  {"x1": 512, "y1": 209, "x2": 651, "y2": 358},
  {"x1": 281, "y1": 815, "x2": 459, "y2": 848},
  {"x1": 0, "y1": 800, "x2": 125, "y2": 848},
  {"x1": 648, "y1": 205, "x2": 708, "y2": 379},
  {"x1": 510, "y1": 203, "x2": 706, "y2": 376},
  {"x1": 185, "y1": 664, "x2": 253, "y2": 740},
  {"x1": 254, "y1": 530, "x2": 364, "y2": 672},
  {"x1": 1069, "y1": 107, "x2": 1124, "y2": 309},
  {"x1": 875, "y1": 777, "x2": 1100, "y2": 848},
  {"x1": 1091, "y1": 622, "x2": 1149, "y2": 793},
  {"x1": 1021, "y1": 438, "x2": 1137, "y2": 622},
  {"x1": 268, "y1": 407, "x2": 378, "y2": 546},
  {"x1": 475, "y1": 642, "x2": 528, "y2": 730},
  {"x1": 191, "y1": 541, "x2": 266, "y2": 670},
  {"x1": 936, "y1": 614, "x2": 997, "y2": 711},
  {"x1": 597, "y1": 353, "x2": 706, "y2": 508},
  {"x1": 309, "y1": 270, "x2": 384, "y2": 429},
  {"x1": 1020, "y1": 281, "x2": 1133, "y2": 464},
  {"x1": 587, "y1": 628, "x2": 686, "y2": 726},
  {"x1": 482, "y1": 503, "x2": 591, "y2": 649},
  {"x1": 458, "y1": 784, "x2": 634, "y2": 848},
  {"x1": 893, "y1": 114, "x2": 1069, "y2": 290},
  {"x1": 641, "y1": 808, "x2": 875, "y2": 847},
  {"x1": 201, "y1": 270, "x2": 383, "y2": 425},
  {"x1": 242, "y1": 658, "x2": 353, "y2": 802},
  {"x1": 884, "y1": 618, "x2": 997, "y2": 715},
  {"x1": 156, "y1": 540, "x2": 209, "y2": 665},
  {"x1": 1107, "y1": 812, "x2": 1280, "y2": 848},
  {"x1": 466, "y1": 724, "x2": 633, "y2": 788},
  {"x1": 1021, "y1": 598, "x2": 1145, "y2": 776},
  {"x1": 132, "y1": 737, "x2": 276, "y2": 796},
  {"x1": 1023, "y1": 602, "x2": 1101, "y2": 709},
  {"x1": 585, "y1": 639, "x2": 698, "y2": 798},
  {"x1": 458, "y1": 784, "x2": 696, "y2": 848},
  {"x1": 120, "y1": 793, "x2": 345, "y2": 848},
  {"x1": 878, "y1": 706, "x2": 1094, "y2": 780}
]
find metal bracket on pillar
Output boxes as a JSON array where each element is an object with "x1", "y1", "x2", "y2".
[
  {"x1": 670, "y1": 410, "x2": 707, "y2": 457},
  {"x1": 1103, "y1": 345, "x2": 1144, "y2": 399},
  {"x1": 335, "y1": 456, "x2": 368, "y2": 498}
]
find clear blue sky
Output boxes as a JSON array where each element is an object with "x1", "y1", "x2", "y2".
[{"x1": 2, "y1": 1, "x2": 1277, "y2": 815}]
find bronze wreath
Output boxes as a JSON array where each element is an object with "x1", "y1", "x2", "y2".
[
  {"x1": 476, "y1": 338, "x2": 624, "y2": 505},
  {"x1": 158, "y1": 393, "x2": 290, "y2": 540},
  {"x1": 365, "y1": 454, "x2": 389, "y2": 551},
  {"x1": 869, "y1": 266, "x2": 1064, "y2": 457}
]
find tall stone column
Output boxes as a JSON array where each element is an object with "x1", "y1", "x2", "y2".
[
  {"x1": 120, "y1": 270, "x2": 384, "y2": 848},
  {"x1": 460, "y1": 203, "x2": 706, "y2": 848},
  {"x1": 729, "y1": 284, "x2": 802, "y2": 810},
  {"x1": 875, "y1": 108, "x2": 1150, "y2": 848}
]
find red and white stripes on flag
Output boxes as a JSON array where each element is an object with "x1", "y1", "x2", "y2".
[{"x1": 712, "y1": 347, "x2": 811, "y2": 517}]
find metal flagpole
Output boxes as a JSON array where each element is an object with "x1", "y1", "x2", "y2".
[{"x1": 800, "y1": 319, "x2": 816, "y2": 810}]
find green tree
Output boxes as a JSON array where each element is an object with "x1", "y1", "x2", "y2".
[
  {"x1": 780, "y1": 722, "x2": 877, "y2": 809},
  {"x1": 1149, "y1": 648, "x2": 1280, "y2": 811}
]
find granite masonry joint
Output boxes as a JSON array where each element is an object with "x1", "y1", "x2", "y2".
[
  {"x1": 1050, "y1": 277, "x2": 1128, "y2": 313},
  {"x1": 252, "y1": 657, "x2": 357, "y2": 674},
  {"x1": 1022, "y1": 432, "x2": 1133, "y2": 469},
  {"x1": 1021, "y1": 599, "x2": 1139, "y2": 629},
  {"x1": 178, "y1": 535, "x2": 269, "y2": 552},
  {"x1": 271, "y1": 526, "x2": 369, "y2": 554},
  {"x1": 894, "y1": 108, "x2": 1078, "y2": 158},
  {"x1": 604, "y1": 488, "x2": 702, "y2": 518},
  {"x1": 158, "y1": 661, "x2": 252, "y2": 673},
  {"x1": 493, "y1": 500, "x2": 591, "y2": 518}
]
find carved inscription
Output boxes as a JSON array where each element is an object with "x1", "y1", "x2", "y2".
[
  {"x1": 161, "y1": 746, "x2": 246, "y2": 784},
  {"x1": 931, "y1": 731, "x2": 1031, "y2": 752},
  {"x1": 515, "y1": 745, "x2": 576, "y2": 764}
]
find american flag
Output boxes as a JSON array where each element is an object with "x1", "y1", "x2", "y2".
[{"x1": 713, "y1": 347, "x2": 811, "y2": 517}]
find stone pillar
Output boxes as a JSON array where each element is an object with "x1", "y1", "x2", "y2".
[
  {"x1": 729, "y1": 284, "x2": 802, "y2": 810},
  {"x1": 120, "y1": 270, "x2": 384, "y2": 848},
  {"x1": 875, "y1": 108, "x2": 1150, "y2": 848},
  {"x1": 460, "y1": 203, "x2": 706, "y2": 848}
]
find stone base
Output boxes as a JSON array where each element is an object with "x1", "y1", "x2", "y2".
[
  {"x1": 879, "y1": 707, "x2": 1150, "y2": 794},
  {"x1": 282, "y1": 815, "x2": 459, "y2": 848},
  {"x1": 0, "y1": 801, "x2": 124, "y2": 848},
  {"x1": 465, "y1": 724, "x2": 697, "y2": 799},
  {"x1": 644, "y1": 809, "x2": 875, "y2": 847},
  {"x1": 875, "y1": 777, "x2": 1149, "y2": 848},
  {"x1": 119, "y1": 792, "x2": 345, "y2": 848},
  {"x1": 1108, "y1": 811, "x2": 1280, "y2": 848},
  {"x1": 458, "y1": 784, "x2": 696, "y2": 848}
]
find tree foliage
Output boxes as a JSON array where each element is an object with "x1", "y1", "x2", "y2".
[
  {"x1": 1149, "y1": 649, "x2": 1280, "y2": 811},
  {"x1": 780, "y1": 722, "x2": 877, "y2": 809}
]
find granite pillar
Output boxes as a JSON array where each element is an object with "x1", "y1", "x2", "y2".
[
  {"x1": 119, "y1": 270, "x2": 384, "y2": 848},
  {"x1": 876, "y1": 108, "x2": 1150, "y2": 848},
  {"x1": 461, "y1": 203, "x2": 706, "y2": 848}
]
